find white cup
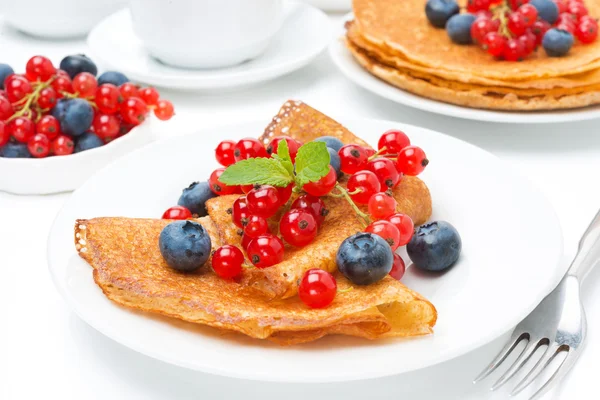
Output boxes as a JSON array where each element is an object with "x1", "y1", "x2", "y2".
[{"x1": 129, "y1": 0, "x2": 284, "y2": 69}]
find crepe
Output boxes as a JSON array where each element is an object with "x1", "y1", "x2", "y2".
[{"x1": 76, "y1": 217, "x2": 436, "y2": 345}]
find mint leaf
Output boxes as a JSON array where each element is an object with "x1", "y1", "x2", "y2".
[
  {"x1": 273, "y1": 139, "x2": 294, "y2": 176},
  {"x1": 219, "y1": 158, "x2": 293, "y2": 187},
  {"x1": 294, "y1": 141, "x2": 331, "y2": 187}
]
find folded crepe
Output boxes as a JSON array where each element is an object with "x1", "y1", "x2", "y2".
[{"x1": 75, "y1": 101, "x2": 437, "y2": 344}]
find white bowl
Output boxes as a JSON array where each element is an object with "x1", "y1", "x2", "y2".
[
  {"x1": 2, "y1": 0, "x2": 126, "y2": 38},
  {"x1": 0, "y1": 117, "x2": 163, "y2": 195}
]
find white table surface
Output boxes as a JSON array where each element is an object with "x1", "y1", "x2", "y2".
[{"x1": 2, "y1": 11, "x2": 600, "y2": 400}]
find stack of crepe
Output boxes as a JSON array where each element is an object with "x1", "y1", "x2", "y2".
[
  {"x1": 74, "y1": 101, "x2": 437, "y2": 345},
  {"x1": 347, "y1": 0, "x2": 600, "y2": 110}
]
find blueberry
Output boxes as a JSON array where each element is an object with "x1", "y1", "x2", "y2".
[
  {"x1": 59, "y1": 54, "x2": 97, "y2": 79},
  {"x1": 543, "y1": 28, "x2": 574, "y2": 57},
  {"x1": 530, "y1": 0, "x2": 559, "y2": 24},
  {"x1": 313, "y1": 136, "x2": 344, "y2": 152},
  {"x1": 0, "y1": 63, "x2": 14, "y2": 89},
  {"x1": 159, "y1": 220, "x2": 211, "y2": 272},
  {"x1": 177, "y1": 181, "x2": 217, "y2": 217},
  {"x1": 327, "y1": 147, "x2": 341, "y2": 176},
  {"x1": 426, "y1": 0, "x2": 459, "y2": 28},
  {"x1": 97, "y1": 71, "x2": 129, "y2": 86},
  {"x1": 75, "y1": 132, "x2": 104, "y2": 153},
  {"x1": 0, "y1": 143, "x2": 31, "y2": 158},
  {"x1": 336, "y1": 232, "x2": 394, "y2": 285},
  {"x1": 407, "y1": 221, "x2": 461, "y2": 272},
  {"x1": 446, "y1": 13, "x2": 476, "y2": 45},
  {"x1": 60, "y1": 98, "x2": 93, "y2": 137},
  {"x1": 51, "y1": 98, "x2": 71, "y2": 120}
]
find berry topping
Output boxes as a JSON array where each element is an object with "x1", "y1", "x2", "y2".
[
  {"x1": 313, "y1": 136, "x2": 345, "y2": 152},
  {"x1": 59, "y1": 98, "x2": 94, "y2": 137},
  {"x1": 215, "y1": 140, "x2": 237, "y2": 167},
  {"x1": 177, "y1": 181, "x2": 216, "y2": 216},
  {"x1": 95, "y1": 84, "x2": 122, "y2": 114},
  {"x1": 162, "y1": 206, "x2": 193, "y2": 220},
  {"x1": 386, "y1": 213, "x2": 415, "y2": 246},
  {"x1": 426, "y1": 0, "x2": 460, "y2": 28},
  {"x1": 347, "y1": 170, "x2": 381, "y2": 204},
  {"x1": 0, "y1": 142, "x2": 30, "y2": 158},
  {"x1": 247, "y1": 234, "x2": 285, "y2": 268},
  {"x1": 446, "y1": 13, "x2": 477, "y2": 44},
  {"x1": 154, "y1": 99, "x2": 175, "y2": 121},
  {"x1": 74, "y1": 132, "x2": 104, "y2": 153},
  {"x1": 303, "y1": 165, "x2": 337, "y2": 196},
  {"x1": 72, "y1": 72, "x2": 98, "y2": 98},
  {"x1": 327, "y1": 147, "x2": 342, "y2": 176},
  {"x1": 299, "y1": 269, "x2": 337, "y2": 309},
  {"x1": 27, "y1": 133, "x2": 50, "y2": 158},
  {"x1": 246, "y1": 185, "x2": 280, "y2": 218},
  {"x1": 139, "y1": 87, "x2": 160, "y2": 106},
  {"x1": 232, "y1": 196, "x2": 251, "y2": 228},
  {"x1": 98, "y1": 71, "x2": 129, "y2": 86},
  {"x1": 368, "y1": 192, "x2": 398, "y2": 220},
  {"x1": 378, "y1": 129, "x2": 411, "y2": 154},
  {"x1": 367, "y1": 157, "x2": 401, "y2": 188},
  {"x1": 7, "y1": 117, "x2": 34, "y2": 143},
  {"x1": 159, "y1": 220, "x2": 211, "y2": 272},
  {"x1": 336, "y1": 233, "x2": 394, "y2": 285},
  {"x1": 277, "y1": 183, "x2": 294, "y2": 206},
  {"x1": 543, "y1": 28, "x2": 574, "y2": 56},
  {"x1": 396, "y1": 146, "x2": 428, "y2": 176},
  {"x1": 234, "y1": 138, "x2": 268, "y2": 161},
  {"x1": 483, "y1": 31, "x2": 508, "y2": 56},
  {"x1": 59, "y1": 54, "x2": 97, "y2": 79},
  {"x1": 25, "y1": 56, "x2": 55, "y2": 81},
  {"x1": 407, "y1": 221, "x2": 462, "y2": 272},
  {"x1": 51, "y1": 135, "x2": 74, "y2": 156},
  {"x1": 365, "y1": 220, "x2": 402, "y2": 250},
  {"x1": 291, "y1": 194, "x2": 328, "y2": 226},
  {"x1": 530, "y1": 0, "x2": 559, "y2": 24},
  {"x1": 0, "y1": 63, "x2": 15, "y2": 90},
  {"x1": 243, "y1": 215, "x2": 270, "y2": 238},
  {"x1": 212, "y1": 245, "x2": 244, "y2": 279},
  {"x1": 338, "y1": 144, "x2": 369, "y2": 174},
  {"x1": 389, "y1": 253, "x2": 407, "y2": 281},
  {"x1": 266, "y1": 136, "x2": 302, "y2": 162},
  {"x1": 120, "y1": 97, "x2": 148, "y2": 126},
  {"x1": 280, "y1": 208, "x2": 319, "y2": 247},
  {"x1": 209, "y1": 168, "x2": 239, "y2": 195}
]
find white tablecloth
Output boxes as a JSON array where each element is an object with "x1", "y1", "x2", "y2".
[{"x1": 2, "y1": 13, "x2": 600, "y2": 400}]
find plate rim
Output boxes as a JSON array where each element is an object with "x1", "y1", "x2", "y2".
[
  {"x1": 87, "y1": 3, "x2": 332, "y2": 90},
  {"x1": 329, "y1": 13, "x2": 600, "y2": 124},
  {"x1": 47, "y1": 117, "x2": 565, "y2": 382}
]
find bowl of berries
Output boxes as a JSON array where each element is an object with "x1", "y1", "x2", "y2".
[{"x1": 0, "y1": 55, "x2": 174, "y2": 195}]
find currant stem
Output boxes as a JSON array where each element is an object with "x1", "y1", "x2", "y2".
[
  {"x1": 7, "y1": 77, "x2": 55, "y2": 122},
  {"x1": 333, "y1": 183, "x2": 371, "y2": 227},
  {"x1": 337, "y1": 287, "x2": 354, "y2": 293},
  {"x1": 492, "y1": 2, "x2": 513, "y2": 39},
  {"x1": 367, "y1": 146, "x2": 387, "y2": 161}
]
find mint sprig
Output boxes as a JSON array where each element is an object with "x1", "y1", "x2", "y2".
[{"x1": 219, "y1": 140, "x2": 331, "y2": 189}]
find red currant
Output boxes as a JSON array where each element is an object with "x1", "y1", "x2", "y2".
[
  {"x1": 386, "y1": 213, "x2": 414, "y2": 246},
  {"x1": 557, "y1": 12, "x2": 578, "y2": 25},
  {"x1": 367, "y1": 157, "x2": 401, "y2": 188},
  {"x1": 557, "y1": 21, "x2": 576, "y2": 34},
  {"x1": 247, "y1": 234, "x2": 285, "y2": 268},
  {"x1": 338, "y1": 144, "x2": 368, "y2": 174},
  {"x1": 119, "y1": 82, "x2": 139, "y2": 99},
  {"x1": 241, "y1": 232, "x2": 253, "y2": 251},
  {"x1": 277, "y1": 183, "x2": 294, "y2": 206},
  {"x1": 291, "y1": 194, "x2": 328, "y2": 226},
  {"x1": 162, "y1": 205, "x2": 192, "y2": 220},
  {"x1": 51, "y1": 135, "x2": 74, "y2": 156},
  {"x1": 36, "y1": 87, "x2": 57, "y2": 109},
  {"x1": 234, "y1": 138, "x2": 268, "y2": 161},
  {"x1": 475, "y1": 10, "x2": 494, "y2": 20},
  {"x1": 280, "y1": 208, "x2": 318, "y2": 247},
  {"x1": 0, "y1": 121, "x2": 8, "y2": 146},
  {"x1": 557, "y1": 0, "x2": 569, "y2": 13},
  {"x1": 483, "y1": 32, "x2": 507, "y2": 57},
  {"x1": 576, "y1": 18, "x2": 598, "y2": 43},
  {"x1": 365, "y1": 220, "x2": 401, "y2": 251},
  {"x1": 212, "y1": 245, "x2": 244, "y2": 279},
  {"x1": 266, "y1": 136, "x2": 302, "y2": 162},
  {"x1": 244, "y1": 215, "x2": 270, "y2": 238},
  {"x1": 0, "y1": 96, "x2": 14, "y2": 120},
  {"x1": 25, "y1": 56, "x2": 55, "y2": 81},
  {"x1": 471, "y1": 18, "x2": 498, "y2": 43},
  {"x1": 509, "y1": 0, "x2": 529, "y2": 10},
  {"x1": 120, "y1": 97, "x2": 148, "y2": 126},
  {"x1": 231, "y1": 196, "x2": 251, "y2": 228},
  {"x1": 92, "y1": 113, "x2": 120, "y2": 140},
  {"x1": 26, "y1": 133, "x2": 50, "y2": 158},
  {"x1": 240, "y1": 184, "x2": 254, "y2": 194},
  {"x1": 95, "y1": 84, "x2": 122, "y2": 114},
  {"x1": 467, "y1": 0, "x2": 491, "y2": 12},
  {"x1": 508, "y1": 12, "x2": 528, "y2": 36},
  {"x1": 364, "y1": 148, "x2": 376, "y2": 158},
  {"x1": 73, "y1": 72, "x2": 98, "y2": 97},
  {"x1": 298, "y1": 269, "x2": 337, "y2": 309},
  {"x1": 7, "y1": 117, "x2": 34, "y2": 143},
  {"x1": 368, "y1": 192, "x2": 397, "y2": 220},
  {"x1": 138, "y1": 87, "x2": 160, "y2": 106},
  {"x1": 518, "y1": 4, "x2": 538, "y2": 26},
  {"x1": 5, "y1": 75, "x2": 32, "y2": 103},
  {"x1": 531, "y1": 20, "x2": 551, "y2": 45},
  {"x1": 215, "y1": 140, "x2": 236, "y2": 167},
  {"x1": 303, "y1": 165, "x2": 337, "y2": 196},
  {"x1": 52, "y1": 74, "x2": 74, "y2": 98},
  {"x1": 397, "y1": 146, "x2": 428, "y2": 176},
  {"x1": 568, "y1": 1, "x2": 588, "y2": 19},
  {"x1": 389, "y1": 253, "x2": 406, "y2": 280},
  {"x1": 246, "y1": 185, "x2": 280, "y2": 218},
  {"x1": 209, "y1": 167, "x2": 238, "y2": 195},
  {"x1": 154, "y1": 99, "x2": 174, "y2": 121},
  {"x1": 347, "y1": 170, "x2": 381, "y2": 204},
  {"x1": 35, "y1": 115, "x2": 61, "y2": 140},
  {"x1": 519, "y1": 30, "x2": 537, "y2": 55}
]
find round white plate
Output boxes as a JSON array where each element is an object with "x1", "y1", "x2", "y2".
[
  {"x1": 0, "y1": 117, "x2": 165, "y2": 195},
  {"x1": 302, "y1": 0, "x2": 350, "y2": 12},
  {"x1": 329, "y1": 15, "x2": 600, "y2": 124},
  {"x1": 48, "y1": 118, "x2": 564, "y2": 382},
  {"x1": 87, "y1": 3, "x2": 331, "y2": 91}
]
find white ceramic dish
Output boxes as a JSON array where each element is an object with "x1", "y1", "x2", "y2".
[
  {"x1": 48, "y1": 117, "x2": 564, "y2": 382},
  {"x1": 302, "y1": 0, "x2": 350, "y2": 12},
  {"x1": 0, "y1": 117, "x2": 163, "y2": 195},
  {"x1": 329, "y1": 15, "x2": 600, "y2": 124},
  {"x1": 87, "y1": 3, "x2": 331, "y2": 91}
]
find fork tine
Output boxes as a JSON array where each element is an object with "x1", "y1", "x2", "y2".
[
  {"x1": 491, "y1": 338, "x2": 546, "y2": 390},
  {"x1": 510, "y1": 345, "x2": 566, "y2": 396},
  {"x1": 473, "y1": 332, "x2": 529, "y2": 383},
  {"x1": 528, "y1": 349, "x2": 579, "y2": 400}
]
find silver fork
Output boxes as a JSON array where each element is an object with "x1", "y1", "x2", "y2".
[{"x1": 474, "y1": 209, "x2": 600, "y2": 399}]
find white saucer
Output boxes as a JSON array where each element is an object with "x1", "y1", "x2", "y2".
[
  {"x1": 87, "y1": 3, "x2": 331, "y2": 91},
  {"x1": 329, "y1": 15, "x2": 600, "y2": 124},
  {"x1": 48, "y1": 117, "x2": 564, "y2": 382},
  {"x1": 302, "y1": 0, "x2": 350, "y2": 12}
]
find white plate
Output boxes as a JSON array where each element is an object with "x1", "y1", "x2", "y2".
[
  {"x1": 329, "y1": 15, "x2": 600, "y2": 124},
  {"x1": 302, "y1": 0, "x2": 350, "y2": 12},
  {"x1": 0, "y1": 117, "x2": 165, "y2": 195},
  {"x1": 87, "y1": 3, "x2": 331, "y2": 91},
  {"x1": 48, "y1": 118, "x2": 564, "y2": 382}
]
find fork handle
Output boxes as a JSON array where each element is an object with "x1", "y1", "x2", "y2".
[{"x1": 568, "y1": 208, "x2": 600, "y2": 282}]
